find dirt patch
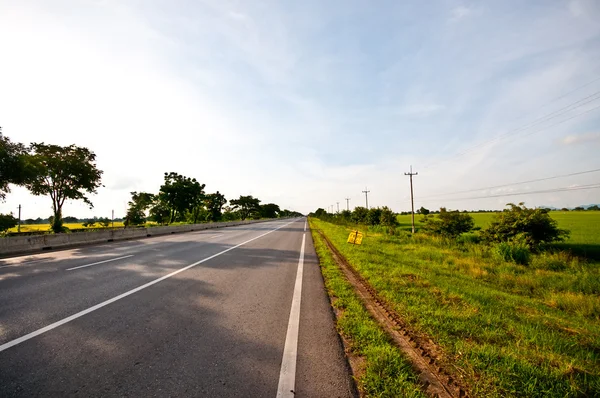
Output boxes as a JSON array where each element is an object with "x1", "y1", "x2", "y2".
[{"x1": 317, "y1": 230, "x2": 470, "y2": 398}]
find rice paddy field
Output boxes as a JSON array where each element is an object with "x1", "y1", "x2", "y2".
[{"x1": 8, "y1": 222, "x2": 126, "y2": 233}]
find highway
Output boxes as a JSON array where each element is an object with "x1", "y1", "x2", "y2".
[{"x1": 0, "y1": 218, "x2": 356, "y2": 397}]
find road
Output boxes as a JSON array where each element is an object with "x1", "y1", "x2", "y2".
[{"x1": 0, "y1": 218, "x2": 356, "y2": 397}]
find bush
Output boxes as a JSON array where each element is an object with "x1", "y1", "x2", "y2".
[
  {"x1": 0, "y1": 213, "x2": 18, "y2": 234},
  {"x1": 367, "y1": 208, "x2": 383, "y2": 225},
  {"x1": 495, "y1": 241, "x2": 531, "y2": 265},
  {"x1": 422, "y1": 207, "x2": 474, "y2": 238},
  {"x1": 379, "y1": 206, "x2": 397, "y2": 227},
  {"x1": 352, "y1": 206, "x2": 368, "y2": 224},
  {"x1": 456, "y1": 232, "x2": 481, "y2": 245},
  {"x1": 481, "y1": 203, "x2": 569, "y2": 250}
]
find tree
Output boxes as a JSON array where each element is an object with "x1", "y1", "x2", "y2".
[
  {"x1": 26, "y1": 143, "x2": 103, "y2": 233},
  {"x1": 98, "y1": 217, "x2": 111, "y2": 227},
  {"x1": 0, "y1": 213, "x2": 18, "y2": 234},
  {"x1": 260, "y1": 203, "x2": 280, "y2": 219},
  {"x1": 419, "y1": 206, "x2": 430, "y2": 216},
  {"x1": 230, "y1": 195, "x2": 261, "y2": 220},
  {"x1": 423, "y1": 207, "x2": 474, "y2": 238},
  {"x1": 0, "y1": 127, "x2": 35, "y2": 200},
  {"x1": 125, "y1": 191, "x2": 155, "y2": 226},
  {"x1": 480, "y1": 203, "x2": 569, "y2": 249},
  {"x1": 588, "y1": 205, "x2": 600, "y2": 211},
  {"x1": 157, "y1": 172, "x2": 205, "y2": 223},
  {"x1": 367, "y1": 207, "x2": 383, "y2": 225},
  {"x1": 221, "y1": 205, "x2": 239, "y2": 221},
  {"x1": 352, "y1": 206, "x2": 368, "y2": 224},
  {"x1": 379, "y1": 206, "x2": 397, "y2": 227},
  {"x1": 205, "y1": 191, "x2": 227, "y2": 222}
]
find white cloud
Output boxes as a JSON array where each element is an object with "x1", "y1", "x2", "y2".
[{"x1": 561, "y1": 132, "x2": 600, "y2": 145}]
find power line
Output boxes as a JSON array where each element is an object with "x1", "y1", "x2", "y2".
[
  {"x1": 424, "y1": 89, "x2": 600, "y2": 170},
  {"x1": 420, "y1": 167, "x2": 600, "y2": 199},
  {"x1": 419, "y1": 183, "x2": 600, "y2": 203}
]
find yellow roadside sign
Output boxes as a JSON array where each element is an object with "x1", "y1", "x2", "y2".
[{"x1": 347, "y1": 230, "x2": 363, "y2": 245}]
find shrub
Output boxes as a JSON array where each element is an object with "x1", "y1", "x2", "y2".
[
  {"x1": 495, "y1": 240, "x2": 531, "y2": 265},
  {"x1": 530, "y1": 251, "x2": 578, "y2": 271},
  {"x1": 379, "y1": 206, "x2": 397, "y2": 227},
  {"x1": 422, "y1": 207, "x2": 474, "y2": 238},
  {"x1": 0, "y1": 213, "x2": 18, "y2": 234},
  {"x1": 456, "y1": 232, "x2": 481, "y2": 245},
  {"x1": 480, "y1": 203, "x2": 569, "y2": 250},
  {"x1": 367, "y1": 208, "x2": 383, "y2": 225},
  {"x1": 352, "y1": 206, "x2": 368, "y2": 224}
]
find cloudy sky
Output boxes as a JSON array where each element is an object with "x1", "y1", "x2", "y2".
[{"x1": 1, "y1": 0, "x2": 599, "y2": 219}]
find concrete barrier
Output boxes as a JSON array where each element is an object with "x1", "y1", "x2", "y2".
[{"x1": 0, "y1": 218, "x2": 284, "y2": 257}]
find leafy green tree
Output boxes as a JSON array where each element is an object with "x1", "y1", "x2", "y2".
[
  {"x1": 423, "y1": 207, "x2": 474, "y2": 238},
  {"x1": 124, "y1": 192, "x2": 155, "y2": 226},
  {"x1": 339, "y1": 209, "x2": 352, "y2": 222},
  {"x1": 367, "y1": 207, "x2": 383, "y2": 225},
  {"x1": 352, "y1": 206, "x2": 368, "y2": 224},
  {"x1": 26, "y1": 143, "x2": 103, "y2": 233},
  {"x1": 0, "y1": 213, "x2": 18, "y2": 234},
  {"x1": 205, "y1": 191, "x2": 227, "y2": 222},
  {"x1": 0, "y1": 127, "x2": 35, "y2": 200},
  {"x1": 588, "y1": 205, "x2": 599, "y2": 211},
  {"x1": 158, "y1": 172, "x2": 205, "y2": 223},
  {"x1": 379, "y1": 206, "x2": 397, "y2": 226},
  {"x1": 221, "y1": 205, "x2": 239, "y2": 221},
  {"x1": 149, "y1": 198, "x2": 171, "y2": 225},
  {"x1": 260, "y1": 203, "x2": 280, "y2": 219},
  {"x1": 230, "y1": 195, "x2": 261, "y2": 220},
  {"x1": 418, "y1": 206, "x2": 430, "y2": 216},
  {"x1": 480, "y1": 203, "x2": 569, "y2": 249},
  {"x1": 313, "y1": 208, "x2": 327, "y2": 219}
]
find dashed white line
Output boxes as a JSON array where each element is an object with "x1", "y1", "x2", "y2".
[
  {"x1": 66, "y1": 255, "x2": 134, "y2": 271},
  {"x1": 0, "y1": 220, "x2": 296, "y2": 353},
  {"x1": 276, "y1": 233, "x2": 306, "y2": 398}
]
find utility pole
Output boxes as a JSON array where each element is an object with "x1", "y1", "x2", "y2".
[
  {"x1": 345, "y1": 198, "x2": 350, "y2": 211},
  {"x1": 336, "y1": 202, "x2": 340, "y2": 213},
  {"x1": 17, "y1": 204, "x2": 21, "y2": 233},
  {"x1": 111, "y1": 209, "x2": 114, "y2": 228},
  {"x1": 404, "y1": 166, "x2": 418, "y2": 233},
  {"x1": 362, "y1": 187, "x2": 370, "y2": 209}
]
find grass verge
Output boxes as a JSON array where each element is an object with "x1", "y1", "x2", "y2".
[
  {"x1": 313, "y1": 218, "x2": 600, "y2": 397},
  {"x1": 310, "y1": 219, "x2": 425, "y2": 397}
]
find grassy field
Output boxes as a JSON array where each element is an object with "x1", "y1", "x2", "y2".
[{"x1": 311, "y1": 218, "x2": 600, "y2": 397}]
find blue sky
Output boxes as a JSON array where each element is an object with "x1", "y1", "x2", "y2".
[{"x1": 1, "y1": 0, "x2": 599, "y2": 218}]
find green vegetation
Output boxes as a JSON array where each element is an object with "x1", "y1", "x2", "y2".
[
  {"x1": 309, "y1": 220, "x2": 425, "y2": 398},
  {"x1": 311, "y1": 218, "x2": 600, "y2": 397}
]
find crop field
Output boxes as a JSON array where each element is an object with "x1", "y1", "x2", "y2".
[
  {"x1": 8, "y1": 222, "x2": 126, "y2": 233},
  {"x1": 311, "y1": 215, "x2": 600, "y2": 397}
]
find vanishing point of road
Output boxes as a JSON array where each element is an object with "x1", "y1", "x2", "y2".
[{"x1": 0, "y1": 218, "x2": 356, "y2": 397}]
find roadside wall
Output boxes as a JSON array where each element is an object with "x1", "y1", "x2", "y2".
[{"x1": 0, "y1": 219, "x2": 281, "y2": 257}]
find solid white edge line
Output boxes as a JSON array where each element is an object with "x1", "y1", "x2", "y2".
[
  {"x1": 276, "y1": 233, "x2": 306, "y2": 398},
  {"x1": 0, "y1": 219, "x2": 298, "y2": 353},
  {"x1": 66, "y1": 255, "x2": 135, "y2": 271}
]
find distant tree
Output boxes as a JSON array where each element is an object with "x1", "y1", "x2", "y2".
[
  {"x1": 560, "y1": 208, "x2": 570, "y2": 212},
  {"x1": 63, "y1": 216, "x2": 79, "y2": 223},
  {"x1": 379, "y1": 206, "x2": 397, "y2": 227},
  {"x1": 125, "y1": 191, "x2": 155, "y2": 226},
  {"x1": 573, "y1": 206, "x2": 585, "y2": 211},
  {"x1": 418, "y1": 206, "x2": 430, "y2": 216},
  {"x1": 339, "y1": 209, "x2": 352, "y2": 222},
  {"x1": 588, "y1": 205, "x2": 600, "y2": 211},
  {"x1": 82, "y1": 220, "x2": 96, "y2": 228},
  {"x1": 260, "y1": 203, "x2": 281, "y2": 219},
  {"x1": 25, "y1": 143, "x2": 103, "y2": 233},
  {"x1": 480, "y1": 203, "x2": 569, "y2": 249},
  {"x1": 0, "y1": 127, "x2": 37, "y2": 201},
  {"x1": 24, "y1": 218, "x2": 35, "y2": 224},
  {"x1": 230, "y1": 195, "x2": 261, "y2": 220},
  {"x1": 204, "y1": 191, "x2": 227, "y2": 222},
  {"x1": 314, "y1": 208, "x2": 327, "y2": 219},
  {"x1": 423, "y1": 208, "x2": 474, "y2": 238},
  {"x1": 0, "y1": 213, "x2": 18, "y2": 233},
  {"x1": 98, "y1": 217, "x2": 111, "y2": 227},
  {"x1": 352, "y1": 206, "x2": 369, "y2": 224},
  {"x1": 157, "y1": 172, "x2": 205, "y2": 223}
]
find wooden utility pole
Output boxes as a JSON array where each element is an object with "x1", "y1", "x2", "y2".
[
  {"x1": 362, "y1": 187, "x2": 370, "y2": 209},
  {"x1": 404, "y1": 166, "x2": 418, "y2": 233}
]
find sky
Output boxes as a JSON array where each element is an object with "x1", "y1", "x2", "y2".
[{"x1": 1, "y1": 0, "x2": 600, "y2": 219}]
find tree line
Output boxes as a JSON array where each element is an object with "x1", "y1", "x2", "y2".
[{"x1": 0, "y1": 127, "x2": 301, "y2": 234}]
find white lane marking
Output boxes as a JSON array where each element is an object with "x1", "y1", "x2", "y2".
[
  {"x1": 209, "y1": 234, "x2": 223, "y2": 239},
  {"x1": 66, "y1": 255, "x2": 135, "y2": 271},
  {"x1": 304, "y1": 220, "x2": 307, "y2": 232},
  {"x1": 276, "y1": 233, "x2": 306, "y2": 398},
  {"x1": 0, "y1": 220, "x2": 296, "y2": 353}
]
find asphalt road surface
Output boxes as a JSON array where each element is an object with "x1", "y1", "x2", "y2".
[{"x1": 0, "y1": 218, "x2": 356, "y2": 397}]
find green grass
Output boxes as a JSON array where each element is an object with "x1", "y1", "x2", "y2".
[
  {"x1": 312, "y1": 218, "x2": 600, "y2": 397},
  {"x1": 309, "y1": 221, "x2": 425, "y2": 397}
]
